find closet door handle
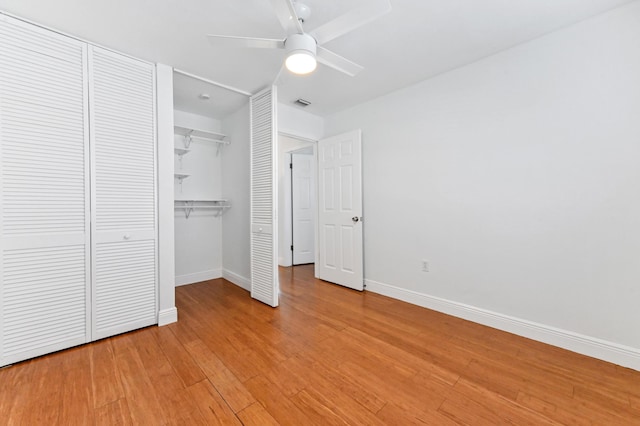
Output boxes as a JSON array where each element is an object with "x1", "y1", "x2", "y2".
[{"x1": 123, "y1": 233, "x2": 131, "y2": 240}]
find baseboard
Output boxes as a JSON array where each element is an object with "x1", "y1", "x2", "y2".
[
  {"x1": 222, "y1": 269, "x2": 250, "y2": 292},
  {"x1": 158, "y1": 307, "x2": 178, "y2": 326},
  {"x1": 175, "y1": 269, "x2": 222, "y2": 286},
  {"x1": 365, "y1": 278, "x2": 640, "y2": 371}
]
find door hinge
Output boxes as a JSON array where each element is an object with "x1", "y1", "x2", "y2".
[
  {"x1": 291, "y1": 245, "x2": 294, "y2": 251},
  {"x1": 289, "y1": 162, "x2": 293, "y2": 169}
]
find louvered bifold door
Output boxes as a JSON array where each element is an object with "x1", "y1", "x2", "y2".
[
  {"x1": 0, "y1": 16, "x2": 90, "y2": 366},
  {"x1": 250, "y1": 87, "x2": 279, "y2": 307},
  {"x1": 89, "y1": 47, "x2": 158, "y2": 340}
]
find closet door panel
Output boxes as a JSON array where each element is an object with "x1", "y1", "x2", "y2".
[
  {"x1": 0, "y1": 16, "x2": 90, "y2": 366},
  {"x1": 89, "y1": 47, "x2": 157, "y2": 340},
  {"x1": 250, "y1": 87, "x2": 278, "y2": 307}
]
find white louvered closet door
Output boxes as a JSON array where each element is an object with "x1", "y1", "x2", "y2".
[
  {"x1": 250, "y1": 87, "x2": 279, "y2": 307},
  {"x1": 89, "y1": 47, "x2": 158, "y2": 340},
  {"x1": 0, "y1": 16, "x2": 90, "y2": 366}
]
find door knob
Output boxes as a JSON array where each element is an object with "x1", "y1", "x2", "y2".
[
  {"x1": 123, "y1": 234, "x2": 131, "y2": 240},
  {"x1": 352, "y1": 216, "x2": 360, "y2": 223}
]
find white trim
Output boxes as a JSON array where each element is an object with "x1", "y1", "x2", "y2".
[
  {"x1": 222, "y1": 269, "x2": 251, "y2": 292},
  {"x1": 173, "y1": 68, "x2": 251, "y2": 97},
  {"x1": 158, "y1": 307, "x2": 178, "y2": 326},
  {"x1": 175, "y1": 269, "x2": 222, "y2": 286},
  {"x1": 278, "y1": 131, "x2": 317, "y2": 143},
  {"x1": 156, "y1": 64, "x2": 177, "y2": 327},
  {"x1": 365, "y1": 278, "x2": 640, "y2": 371}
]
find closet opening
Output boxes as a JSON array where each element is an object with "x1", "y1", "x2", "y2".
[{"x1": 172, "y1": 71, "x2": 249, "y2": 287}]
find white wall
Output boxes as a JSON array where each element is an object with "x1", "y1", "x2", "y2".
[
  {"x1": 324, "y1": 2, "x2": 640, "y2": 369},
  {"x1": 221, "y1": 103, "x2": 251, "y2": 290},
  {"x1": 173, "y1": 110, "x2": 224, "y2": 285},
  {"x1": 278, "y1": 103, "x2": 324, "y2": 140}
]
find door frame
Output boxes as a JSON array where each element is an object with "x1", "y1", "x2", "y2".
[{"x1": 277, "y1": 132, "x2": 318, "y2": 272}]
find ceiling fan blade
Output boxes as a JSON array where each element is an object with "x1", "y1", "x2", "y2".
[
  {"x1": 269, "y1": 0, "x2": 304, "y2": 35},
  {"x1": 207, "y1": 34, "x2": 285, "y2": 49},
  {"x1": 310, "y1": 0, "x2": 392, "y2": 45},
  {"x1": 316, "y1": 46, "x2": 364, "y2": 77}
]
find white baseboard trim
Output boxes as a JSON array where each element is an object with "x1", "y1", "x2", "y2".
[
  {"x1": 158, "y1": 307, "x2": 178, "y2": 326},
  {"x1": 365, "y1": 278, "x2": 640, "y2": 371},
  {"x1": 175, "y1": 269, "x2": 222, "y2": 286},
  {"x1": 222, "y1": 269, "x2": 250, "y2": 292}
]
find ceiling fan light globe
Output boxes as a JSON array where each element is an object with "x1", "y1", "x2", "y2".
[
  {"x1": 286, "y1": 51, "x2": 317, "y2": 74},
  {"x1": 294, "y1": 3, "x2": 311, "y2": 21}
]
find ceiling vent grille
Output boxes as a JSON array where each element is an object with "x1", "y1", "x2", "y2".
[{"x1": 294, "y1": 98, "x2": 311, "y2": 107}]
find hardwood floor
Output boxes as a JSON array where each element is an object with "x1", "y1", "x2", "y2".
[{"x1": 1, "y1": 264, "x2": 639, "y2": 425}]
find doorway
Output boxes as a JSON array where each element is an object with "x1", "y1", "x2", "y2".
[
  {"x1": 277, "y1": 134, "x2": 316, "y2": 267},
  {"x1": 291, "y1": 147, "x2": 315, "y2": 265}
]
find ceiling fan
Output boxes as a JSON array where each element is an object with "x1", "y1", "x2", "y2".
[{"x1": 207, "y1": 0, "x2": 392, "y2": 77}]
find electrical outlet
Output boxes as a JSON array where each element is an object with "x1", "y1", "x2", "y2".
[{"x1": 422, "y1": 260, "x2": 429, "y2": 272}]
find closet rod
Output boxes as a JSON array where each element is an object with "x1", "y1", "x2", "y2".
[
  {"x1": 174, "y1": 69, "x2": 251, "y2": 97},
  {"x1": 188, "y1": 134, "x2": 229, "y2": 144}
]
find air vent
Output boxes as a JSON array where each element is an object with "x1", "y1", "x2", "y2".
[{"x1": 294, "y1": 98, "x2": 311, "y2": 107}]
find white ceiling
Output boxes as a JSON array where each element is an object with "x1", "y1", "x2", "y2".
[{"x1": 0, "y1": 0, "x2": 633, "y2": 117}]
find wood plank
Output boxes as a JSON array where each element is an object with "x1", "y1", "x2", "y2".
[
  {"x1": 376, "y1": 401, "x2": 459, "y2": 426},
  {"x1": 0, "y1": 363, "x2": 21, "y2": 420},
  {"x1": 154, "y1": 325, "x2": 206, "y2": 387},
  {"x1": 287, "y1": 351, "x2": 387, "y2": 414},
  {"x1": 0, "y1": 358, "x2": 39, "y2": 424},
  {"x1": 439, "y1": 378, "x2": 558, "y2": 425},
  {"x1": 183, "y1": 338, "x2": 256, "y2": 413},
  {"x1": 338, "y1": 359, "x2": 447, "y2": 414},
  {"x1": 186, "y1": 379, "x2": 242, "y2": 425},
  {"x1": 342, "y1": 326, "x2": 460, "y2": 386},
  {"x1": 515, "y1": 391, "x2": 591, "y2": 426},
  {"x1": 94, "y1": 399, "x2": 133, "y2": 426},
  {"x1": 290, "y1": 379, "x2": 387, "y2": 426},
  {"x1": 110, "y1": 333, "x2": 167, "y2": 425},
  {"x1": 290, "y1": 389, "x2": 350, "y2": 426},
  {"x1": 243, "y1": 375, "x2": 313, "y2": 426},
  {"x1": 58, "y1": 346, "x2": 94, "y2": 425},
  {"x1": 236, "y1": 402, "x2": 281, "y2": 426},
  {"x1": 128, "y1": 327, "x2": 207, "y2": 425},
  {"x1": 17, "y1": 354, "x2": 65, "y2": 425},
  {"x1": 89, "y1": 339, "x2": 124, "y2": 408}
]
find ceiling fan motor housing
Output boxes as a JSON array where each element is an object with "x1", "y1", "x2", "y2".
[{"x1": 285, "y1": 33, "x2": 317, "y2": 56}]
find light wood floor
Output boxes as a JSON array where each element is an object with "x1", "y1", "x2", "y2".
[{"x1": 1, "y1": 264, "x2": 639, "y2": 425}]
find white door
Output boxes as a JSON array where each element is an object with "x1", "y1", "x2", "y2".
[
  {"x1": 250, "y1": 87, "x2": 278, "y2": 307},
  {"x1": 0, "y1": 16, "x2": 91, "y2": 366},
  {"x1": 89, "y1": 47, "x2": 158, "y2": 339},
  {"x1": 317, "y1": 130, "x2": 363, "y2": 291},
  {"x1": 292, "y1": 152, "x2": 315, "y2": 265}
]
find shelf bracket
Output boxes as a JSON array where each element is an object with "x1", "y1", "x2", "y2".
[
  {"x1": 183, "y1": 131, "x2": 193, "y2": 149},
  {"x1": 183, "y1": 200, "x2": 194, "y2": 219},
  {"x1": 175, "y1": 175, "x2": 188, "y2": 192}
]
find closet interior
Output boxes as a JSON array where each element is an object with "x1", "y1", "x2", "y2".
[{"x1": 172, "y1": 72, "x2": 249, "y2": 287}]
